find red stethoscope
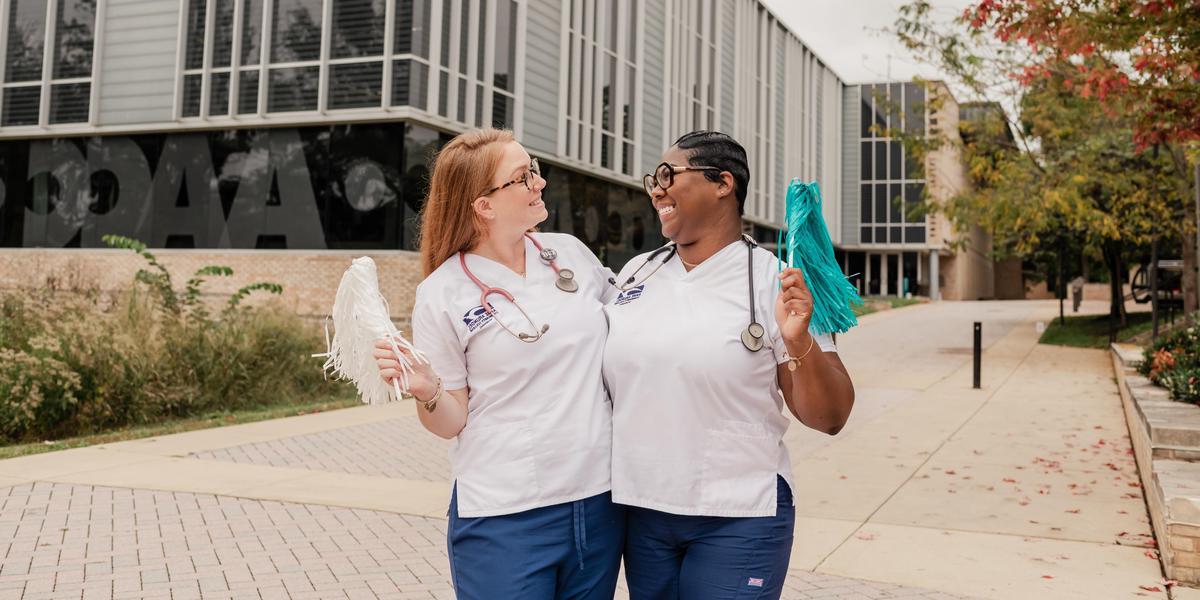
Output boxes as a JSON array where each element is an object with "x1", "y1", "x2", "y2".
[{"x1": 458, "y1": 233, "x2": 577, "y2": 343}]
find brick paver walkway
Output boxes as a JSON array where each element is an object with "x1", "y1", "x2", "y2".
[
  {"x1": 0, "y1": 482, "x2": 453, "y2": 600},
  {"x1": 190, "y1": 420, "x2": 451, "y2": 483},
  {"x1": 0, "y1": 479, "x2": 970, "y2": 600}
]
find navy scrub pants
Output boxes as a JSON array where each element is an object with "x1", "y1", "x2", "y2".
[
  {"x1": 623, "y1": 476, "x2": 795, "y2": 600},
  {"x1": 447, "y1": 487, "x2": 625, "y2": 599}
]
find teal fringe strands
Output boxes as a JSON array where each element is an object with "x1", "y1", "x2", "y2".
[{"x1": 775, "y1": 179, "x2": 863, "y2": 335}]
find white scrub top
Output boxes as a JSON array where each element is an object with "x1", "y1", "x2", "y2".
[
  {"x1": 412, "y1": 232, "x2": 616, "y2": 518},
  {"x1": 603, "y1": 239, "x2": 836, "y2": 518}
]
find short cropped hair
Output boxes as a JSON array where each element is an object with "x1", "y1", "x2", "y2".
[{"x1": 673, "y1": 130, "x2": 750, "y2": 215}]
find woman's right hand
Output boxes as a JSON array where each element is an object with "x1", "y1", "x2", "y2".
[{"x1": 373, "y1": 338, "x2": 438, "y2": 399}]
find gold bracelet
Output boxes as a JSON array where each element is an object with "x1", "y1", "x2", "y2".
[
  {"x1": 787, "y1": 335, "x2": 817, "y2": 372},
  {"x1": 417, "y1": 378, "x2": 442, "y2": 413}
]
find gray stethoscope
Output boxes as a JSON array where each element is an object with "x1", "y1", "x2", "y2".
[
  {"x1": 608, "y1": 234, "x2": 766, "y2": 352},
  {"x1": 459, "y1": 233, "x2": 577, "y2": 343}
]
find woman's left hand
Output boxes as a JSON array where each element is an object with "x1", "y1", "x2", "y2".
[{"x1": 776, "y1": 267, "x2": 814, "y2": 344}]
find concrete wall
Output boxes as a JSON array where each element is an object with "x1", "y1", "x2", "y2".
[{"x1": 840, "y1": 85, "x2": 860, "y2": 245}]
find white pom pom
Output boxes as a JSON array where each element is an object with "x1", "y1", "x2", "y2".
[{"x1": 313, "y1": 257, "x2": 427, "y2": 405}]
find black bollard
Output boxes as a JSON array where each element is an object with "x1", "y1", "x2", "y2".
[{"x1": 973, "y1": 322, "x2": 982, "y2": 389}]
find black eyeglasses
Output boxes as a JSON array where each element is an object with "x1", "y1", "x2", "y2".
[
  {"x1": 482, "y1": 158, "x2": 541, "y2": 197},
  {"x1": 642, "y1": 162, "x2": 722, "y2": 196}
]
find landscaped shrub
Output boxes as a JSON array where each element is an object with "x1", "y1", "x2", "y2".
[
  {"x1": 1139, "y1": 322, "x2": 1200, "y2": 404},
  {"x1": 0, "y1": 238, "x2": 341, "y2": 443}
]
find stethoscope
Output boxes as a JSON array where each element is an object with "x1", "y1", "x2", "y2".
[
  {"x1": 609, "y1": 234, "x2": 766, "y2": 353},
  {"x1": 458, "y1": 233, "x2": 576, "y2": 343}
]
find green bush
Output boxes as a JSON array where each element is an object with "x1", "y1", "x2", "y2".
[
  {"x1": 1139, "y1": 319, "x2": 1200, "y2": 404},
  {"x1": 0, "y1": 239, "x2": 338, "y2": 443}
]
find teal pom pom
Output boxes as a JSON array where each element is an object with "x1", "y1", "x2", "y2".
[{"x1": 776, "y1": 179, "x2": 863, "y2": 335}]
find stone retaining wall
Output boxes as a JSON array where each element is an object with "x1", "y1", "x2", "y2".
[{"x1": 1112, "y1": 343, "x2": 1200, "y2": 586}]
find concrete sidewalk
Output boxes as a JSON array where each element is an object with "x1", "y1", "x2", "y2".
[
  {"x1": 0, "y1": 299, "x2": 1170, "y2": 599},
  {"x1": 785, "y1": 300, "x2": 1169, "y2": 599}
]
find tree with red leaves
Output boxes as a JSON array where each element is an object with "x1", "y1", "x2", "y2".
[{"x1": 897, "y1": 0, "x2": 1200, "y2": 311}]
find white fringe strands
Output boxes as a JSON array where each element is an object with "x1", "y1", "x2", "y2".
[{"x1": 313, "y1": 257, "x2": 428, "y2": 405}]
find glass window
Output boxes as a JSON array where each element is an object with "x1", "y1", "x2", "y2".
[
  {"x1": 905, "y1": 83, "x2": 925, "y2": 135},
  {"x1": 440, "y1": 1, "x2": 451, "y2": 66},
  {"x1": 458, "y1": 0, "x2": 468, "y2": 73},
  {"x1": 268, "y1": 66, "x2": 319, "y2": 112},
  {"x1": 182, "y1": 74, "x2": 203, "y2": 117},
  {"x1": 394, "y1": 0, "x2": 430, "y2": 58},
  {"x1": 5, "y1": 0, "x2": 47, "y2": 82},
  {"x1": 492, "y1": 93, "x2": 513, "y2": 129},
  {"x1": 890, "y1": 226, "x2": 902, "y2": 243},
  {"x1": 238, "y1": 71, "x2": 260, "y2": 113},
  {"x1": 2, "y1": 86, "x2": 40, "y2": 125},
  {"x1": 184, "y1": 0, "x2": 207, "y2": 69},
  {"x1": 271, "y1": 0, "x2": 322, "y2": 62},
  {"x1": 860, "y1": 90, "x2": 872, "y2": 138},
  {"x1": 329, "y1": 62, "x2": 382, "y2": 109},
  {"x1": 889, "y1": 183, "x2": 902, "y2": 222},
  {"x1": 860, "y1": 141, "x2": 871, "y2": 181},
  {"x1": 212, "y1": 0, "x2": 236, "y2": 68},
  {"x1": 889, "y1": 142, "x2": 902, "y2": 181},
  {"x1": 494, "y1": 0, "x2": 517, "y2": 91},
  {"x1": 210, "y1": 72, "x2": 231, "y2": 115},
  {"x1": 874, "y1": 183, "x2": 887, "y2": 224},
  {"x1": 905, "y1": 144, "x2": 923, "y2": 179},
  {"x1": 627, "y1": 0, "x2": 637, "y2": 57},
  {"x1": 241, "y1": 0, "x2": 265, "y2": 65},
  {"x1": 860, "y1": 184, "x2": 871, "y2": 223},
  {"x1": 860, "y1": 227, "x2": 872, "y2": 244},
  {"x1": 906, "y1": 226, "x2": 926, "y2": 243},
  {"x1": 476, "y1": 0, "x2": 487, "y2": 77},
  {"x1": 872, "y1": 86, "x2": 886, "y2": 133},
  {"x1": 392, "y1": 59, "x2": 429, "y2": 110},
  {"x1": 1, "y1": 0, "x2": 96, "y2": 125},
  {"x1": 331, "y1": 0, "x2": 385, "y2": 58},
  {"x1": 905, "y1": 183, "x2": 924, "y2": 220},
  {"x1": 455, "y1": 76, "x2": 466, "y2": 121},
  {"x1": 874, "y1": 141, "x2": 886, "y2": 180}
]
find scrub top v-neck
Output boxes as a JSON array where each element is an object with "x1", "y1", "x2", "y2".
[
  {"x1": 602, "y1": 239, "x2": 836, "y2": 518},
  {"x1": 412, "y1": 232, "x2": 616, "y2": 518}
]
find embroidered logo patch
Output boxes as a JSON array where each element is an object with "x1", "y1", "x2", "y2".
[
  {"x1": 614, "y1": 284, "x2": 645, "y2": 305},
  {"x1": 747, "y1": 577, "x2": 764, "y2": 588},
  {"x1": 462, "y1": 305, "x2": 496, "y2": 332}
]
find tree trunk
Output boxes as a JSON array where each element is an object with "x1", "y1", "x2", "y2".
[
  {"x1": 1103, "y1": 240, "x2": 1126, "y2": 340},
  {"x1": 1167, "y1": 144, "x2": 1198, "y2": 313}
]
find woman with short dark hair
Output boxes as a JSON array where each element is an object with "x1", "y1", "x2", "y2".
[{"x1": 603, "y1": 130, "x2": 856, "y2": 599}]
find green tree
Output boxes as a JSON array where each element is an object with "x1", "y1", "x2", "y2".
[
  {"x1": 893, "y1": 2, "x2": 1189, "y2": 328},
  {"x1": 897, "y1": 0, "x2": 1200, "y2": 310}
]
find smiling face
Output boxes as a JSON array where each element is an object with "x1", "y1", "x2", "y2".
[
  {"x1": 475, "y1": 141, "x2": 548, "y2": 235},
  {"x1": 647, "y1": 145, "x2": 735, "y2": 244}
]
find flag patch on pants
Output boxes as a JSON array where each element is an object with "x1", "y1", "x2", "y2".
[{"x1": 747, "y1": 577, "x2": 764, "y2": 588}]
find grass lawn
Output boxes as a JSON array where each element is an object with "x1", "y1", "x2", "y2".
[
  {"x1": 1038, "y1": 311, "x2": 1156, "y2": 349},
  {"x1": 0, "y1": 393, "x2": 360, "y2": 461},
  {"x1": 853, "y1": 296, "x2": 925, "y2": 317}
]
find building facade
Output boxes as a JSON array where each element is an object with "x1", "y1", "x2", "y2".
[
  {"x1": 838, "y1": 81, "x2": 995, "y2": 301},
  {"x1": 0, "y1": 0, "x2": 987, "y2": 316}
]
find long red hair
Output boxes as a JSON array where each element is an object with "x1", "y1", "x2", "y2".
[{"x1": 418, "y1": 129, "x2": 515, "y2": 277}]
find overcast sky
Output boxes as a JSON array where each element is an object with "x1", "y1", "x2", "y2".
[{"x1": 761, "y1": 0, "x2": 975, "y2": 85}]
